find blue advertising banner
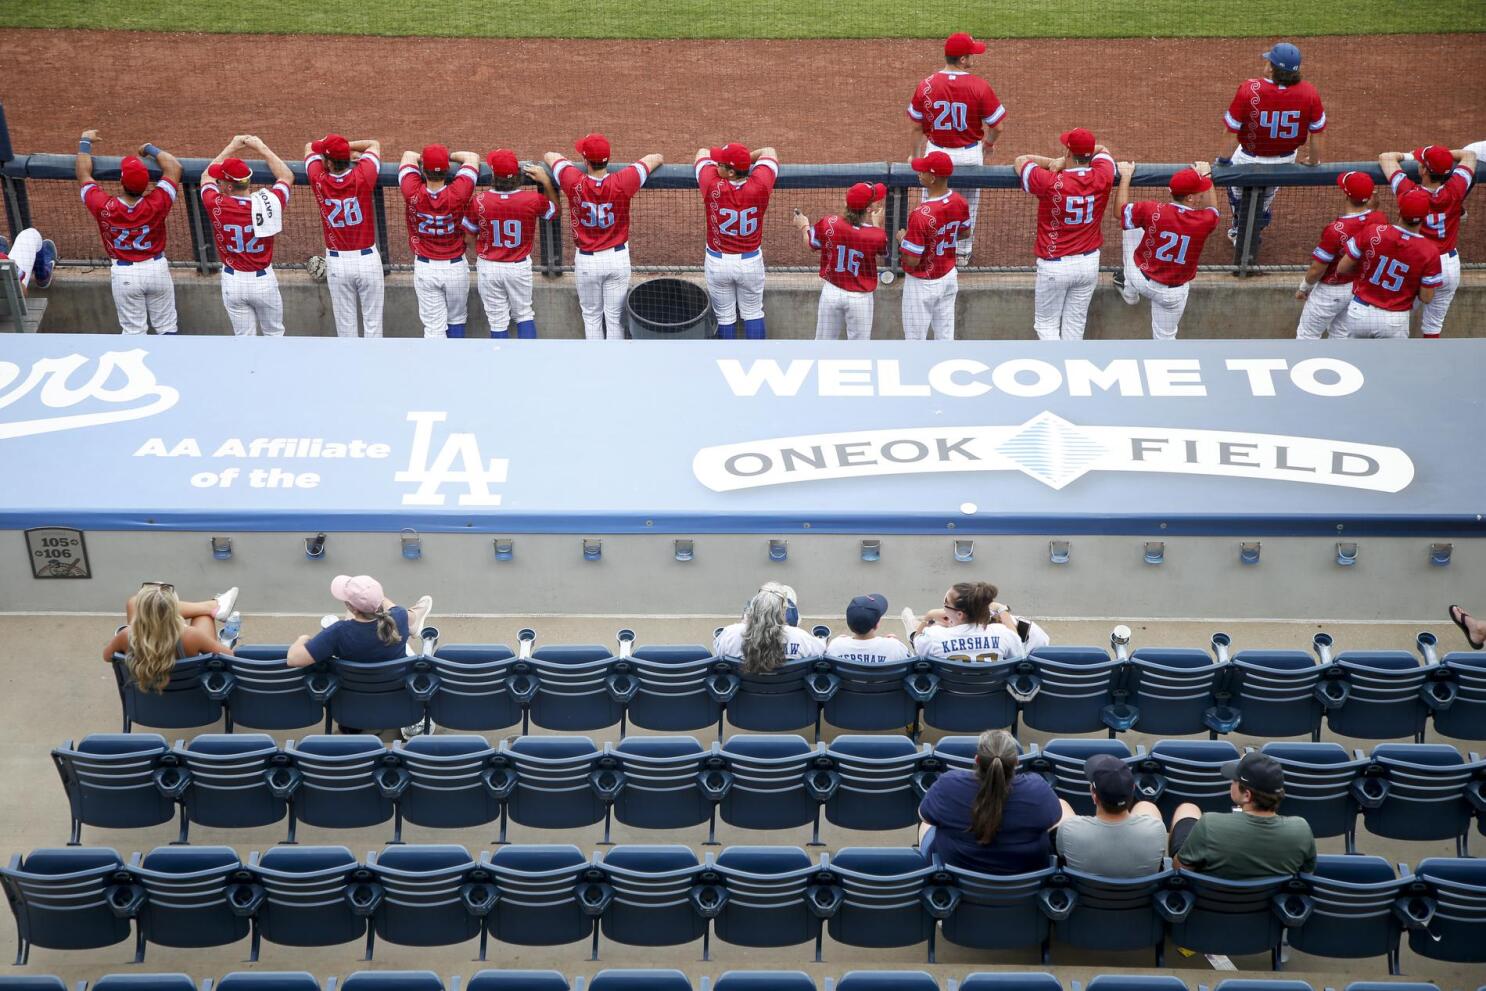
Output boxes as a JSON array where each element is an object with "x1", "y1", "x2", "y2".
[{"x1": 0, "y1": 336, "x2": 1480, "y2": 536}]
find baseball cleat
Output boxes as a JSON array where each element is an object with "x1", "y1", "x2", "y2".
[
  {"x1": 34, "y1": 239, "x2": 57, "y2": 288},
  {"x1": 1226, "y1": 228, "x2": 1239, "y2": 246},
  {"x1": 0, "y1": 235, "x2": 9, "y2": 255},
  {"x1": 1112, "y1": 269, "x2": 1126, "y2": 291}
]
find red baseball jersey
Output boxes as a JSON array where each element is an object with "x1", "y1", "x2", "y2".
[
  {"x1": 307, "y1": 152, "x2": 380, "y2": 252},
  {"x1": 1345, "y1": 224, "x2": 1444, "y2": 311},
  {"x1": 201, "y1": 181, "x2": 290, "y2": 272},
  {"x1": 462, "y1": 189, "x2": 557, "y2": 263},
  {"x1": 553, "y1": 157, "x2": 649, "y2": 252},
  {"x1": 809, "y1": 216, "x2": 889, "y2": 293},
  {"x1": 906, "y1": 70, "x2": 1006, "y2": 149},
  {"x1": 1224, "y1": 78, "x2": 1326, "y2": 157},
  {"x1": 1390, "y1": 165, "x2": 1474, "y2": 253},
  {"x1": 399, "y1": 164, "x2": 478, "y2": 261},
  {"x1": 1020, "y1": 153, "x2": 1116, "y2": 259},
  {"x1": 1312, "y1": 209, "x2": 1388, "y2": 286},
  {"x1": 80, "y1": 178, "x2": 177, "y2": 262},
  {"x1": 1122, "y1": 201, "x2": 1220, "y2": 287},
  {"x1": 697, "y1": 155, "x2": 778, "y2": 253},
  {"x1": 900, "y1": 192, "x2": 971, "y2": 280}
]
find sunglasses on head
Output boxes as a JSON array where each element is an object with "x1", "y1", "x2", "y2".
[
  {"x1": 140, "y1": 581, "x2": 175, "y2": 594},
  {"x1": 943, "y1": 597, "x2": 961, "y2": 611}
]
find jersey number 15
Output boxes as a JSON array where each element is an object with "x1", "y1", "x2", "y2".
[{"x1": 1368, "y1": 255, "x2": 1409, "y2": 292}]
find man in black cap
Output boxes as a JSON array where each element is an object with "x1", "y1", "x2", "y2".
[
  {"x1": 1054, "y1": 753, "x2": 1166, "y2": 877},
  {"x1": 826, "y1": 593, "x2": 914, "y2": 664},
  {"x1": 1169, "y1": 752, "x2": 1316, "y2": 879}
]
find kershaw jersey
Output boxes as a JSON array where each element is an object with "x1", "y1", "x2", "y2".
[
  {"x1": 697, "y1": 155, "x2": 778, "y2": 253},
  {"x1": 1346, "y1": 224, "x2": 1444, "y2": 311},
  {"x1": 901, "y1": 192, "x2": 971, "y2": 280},
  {"x1": 1390, "y1": 165, "x2": 1474, "y2": 253},
  {"x1": 825, "y1": 634, "x2": 914, "y2": 665},
  {"x1": 399, "y1": 164, "x2": 478, "y2": 261},
  {"x1": 553, "y1": 158, "x2": 649, "y2": 252},
  {"x1": 810, "y1": 216, "x2": 889, "y2": 292},
  {"x1": 307, "y1": 152, "x2": 380, "y2": 252},
  {"x1": 907, "y1": 70, "x2": 1006, "y2": 149},
  {"x1": 201, "y1": 181, "x2": 290, "y2": 272},
  {"x1": 463, "y1": 189, "x2": 557, "y2": 263},
  {"x1": 81, "y1": 178, "x2": 177, "y2": 262},
  {"x1": 1224, "y1": 78, "x2": 1326, "y2": 157},
  {"x1": 1021, "y1": 153, "x2": 1116, "y2": 259},
  {"x1": 1312, "y1": 209, "x2": 1387, "y2": 285},
  {"x1": 915, "y1": 622, "x2": 1026, "y2": 662},
  {"x1": 713, "y1": 622, "x2": 825, "y2": 662},
  {"x1": 1122, "y1": 200, "x2": 1220, "y2": 286}
]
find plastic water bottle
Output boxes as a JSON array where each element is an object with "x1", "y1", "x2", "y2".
[{"x1": 221, "y1": 611, "x2": 242, "y2": 644}]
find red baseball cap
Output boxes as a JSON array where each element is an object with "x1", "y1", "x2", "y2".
[
  {"x1": 207, "y1": 157, "x2": 252, "y2": 183},
  {"x1": 710, "y1": 143, "x2": 752, "y2": 172},
  {"x1": 1413, "y1": 145, "x2": 1454, "y2": 176},
  {"x1": 846, "y1": 181, "x2": 887, "y2": 211},
  {"x1": 1398, "y1": 186, "x2": 1433, "y2": 222},
  {"x1": 312, "y1": 133, "x2": 351, "y2": 160},
  {"x1": 945, "y1": 32, "x2": 986, "y2": 58},
  {"x1": 1060, "y1": 128, "x2": 1096, "y2": 157},
  {"x1": 421, "y1": 144, "x2": 450, "y2": 172},
  {"x1": 576, "y1": 133, "x2": 611, "y2": 163},
  {"x1": 1336, "y1": 170, "x2": 1375, "y2": 201},
  {"x1": 120, "y1": 155, "x2": 150, "y2": 195},
  {"x1": 910, "y1": 151, "x2": 955, "y2": 177},
  {"x1": 486, "y1": 149, "x2": 520, "y2": 177},
  {"x1": 1169, "y1": 167, "x2": 1213, "y2": 197}
]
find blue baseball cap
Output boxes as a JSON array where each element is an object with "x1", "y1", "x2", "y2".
[
  {"x1": 845, "y1": 593, "x2": 889, "y2": 634},
  {"x1": 1262, "y1": 42, "x2": 1301, "y2": 72}
]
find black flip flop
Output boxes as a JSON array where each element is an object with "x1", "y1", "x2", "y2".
[{"x1": 1449, "y1": 605, "x2": 1485, "y2": 650}]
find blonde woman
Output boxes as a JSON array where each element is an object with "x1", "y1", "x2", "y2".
[
  {"x1": 101, "y1": 582, "x2": 238, "y2": 693},
  {"x1": 714, "y1": 582, "x2": 824, "y2": 674}
]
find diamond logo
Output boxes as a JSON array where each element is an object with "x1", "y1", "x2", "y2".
[{"x1": 994, "y1": 412, "x2": 1112, "y2": 489}]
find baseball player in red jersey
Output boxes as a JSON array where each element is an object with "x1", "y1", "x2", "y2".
[
  {"x1": 1014, "y1": 128, "x2": 1116, "y2": 341},
  {"x1": 544, "y1": 135, "x2": 664, "y2": 341},
  {"x1": 1114, "y1": 162, "x2": 1220, "y2": 340},
  {"x1": 202, "y1": 135, "x2": 294, "y2": 337},
  {"x1": 906, "y1": 33, "x2": 1004, "y2": 264},
  {"x1": 898, "y1": 151, "x2": 971, "y2": 341},
  {"x1": 792, "y1": 182, "x2": 889, "y2": 340},
  {"x1": 1217, "y1": 42, "x2": 1326, "y2": 261},
  {"x1": 695, "y1": 142, "x2": 779, "y2": 339},
  {"x1": 1294, "y1": 171, "x2": 1386, "y2": 340},
  {"x1": 400, "y1": 144, "x2": 480, "y2": 339},
  {"x1": 1380, "y1": 144, "x2": 1477, "y2": 338},
  {"x1": 462, "y1": 149, "x2": 559, "y2": 339},
  {"x1": 305, "y1": 132, "x2": 384, "y2": 339},
  {"x1": 1336, "y1": 188, "x2": 1443, "y2": 339},
  {"x1": 74, "y1": 128, "x2": 176, "y2": 334}
]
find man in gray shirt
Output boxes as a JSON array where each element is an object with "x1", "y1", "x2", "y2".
[{"x1": 1055, "y1": 753, "x2": 1168, "y2": 877}]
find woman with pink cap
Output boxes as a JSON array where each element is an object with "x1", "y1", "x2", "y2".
[{"x1": 287, "y1": 576, "x2": 432, "y2": 670}]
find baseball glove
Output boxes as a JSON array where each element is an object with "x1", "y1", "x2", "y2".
[{"x1": 306, "y1": 255, "x2": 328, "y2": 283}]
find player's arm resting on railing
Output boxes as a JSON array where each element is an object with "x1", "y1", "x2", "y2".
[
  {"x1": 76, "y1": 128, "x2": 100, "y2": 184},
  {"x1": 1377, "y1": 151, "x2": 1404, "y2": 182},
  {"x1": 401, "y1": 150, "x2": 422, "y2": 169},
  {"x1": 1300, "y1": 131, "x2": 1321, "y2": 166},
  {"x1": 752, "y1": 147, "x2": 777, "y2": 163},
  {"x1": 350, "y1": 139, "x2": 381, "y2": 159},
  {"x1": 792, "y1": 208, "x2": 813, "y2": 250},
  {"x1": 1194, "y1": 161, "x2": 1217, "y2": 209},
  {"x1": 145, "y1": 144, "x2": 183, "y2": 185},
  {"x1": 1015, "y1": 154, "x2": 1062, "y2": 173},
  {"x1": 1114, "y1": 160, "x2": 1136, "y2": 212},
  {"x1": 450, "y1": 151, "x2": 480, "y2": 170},
  {"x1": 637, "y1": 153, "x2": 665, "y2": 174},
  {"x1": 1456, "y1": 148, "x2": 1479, "y2": 171},
  {"x1": 243, "y1": 137, "x2": 294, "y2": 186},
  {"x1": 523, "y1": 163, "x2": 559, "y2": 207},
  {"x1": 693, "y1": 148, "x2": 710, "y2": 166}
]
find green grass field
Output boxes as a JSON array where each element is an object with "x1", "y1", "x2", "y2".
[{"x1": 5, "y1": 0, "x2": 1485, "y2": 38}]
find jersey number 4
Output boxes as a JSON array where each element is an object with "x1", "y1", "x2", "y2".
[
  {"x1": 932, "y1": 101, "x2": 969, "y2": 131},
  {"x1": 1258, "y1": 109, "x2": 1301, "y2": 140},
  {"x1": 1368, "y1": 255, "x2": 1410, "y2": 292},
  {"x1": 717, "y1": 207, "x2": 759, "y2": 238},
  {"x1": 325, "y1": 197, "x2": 364, "y2": 228},
  {"x1": 111, "y1": 225, "x2": 153, "y2": 252}
]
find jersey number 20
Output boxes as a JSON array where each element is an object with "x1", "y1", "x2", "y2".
[{"x1": 932, "y1": 101, "x2": 969, "y2": 131}]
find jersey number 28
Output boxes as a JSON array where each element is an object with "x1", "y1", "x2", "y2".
[{"x1": 326, "y1": 197, "x2": 364, "y2": 228}]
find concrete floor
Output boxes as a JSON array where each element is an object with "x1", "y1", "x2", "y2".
[{"x1": 1, "y1": 613, "x2": 1481, "y2": 989}]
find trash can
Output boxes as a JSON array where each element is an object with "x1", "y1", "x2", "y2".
[{"x1": 624, "y1": 278, "x2": 717, "y2": 340}]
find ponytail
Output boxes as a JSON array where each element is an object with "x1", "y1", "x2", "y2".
[
  {"x1": 950, "y1": 581, "x2": 999, "y2": 627},
  {"x1": 374, "y1": 606, "x2": 401, "y2": 647},
  {"x1": 970, "y1": 729, "x2": 1019, "y2": 844}
]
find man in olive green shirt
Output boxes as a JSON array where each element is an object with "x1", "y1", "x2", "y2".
[{"x1": 1169, "y1": 751, "x2": 1316, "y2": 879}]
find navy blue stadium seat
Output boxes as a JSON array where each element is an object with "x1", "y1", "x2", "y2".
[
  {"x1": 130, "y1": 845, "x2": 254, "y2": 961},
  {"x1": 0, "y1": 979, "x2": 68, "y2": 991},
  {"x1": 597, "y1": 845, "x2": 707, "y2": 954},
  {"x1": 717, "y1": 735, "x2": 832, "y2": 845},
  {"x1": 529, "y1": 643, "x2": 627, "y2": 732},
  {"x1": 1230, "y1": 649, "x2": 1326, "y2": 740},
  {"x1": 220, "y1": 645, "x2": 328, "y2": 732},
  {"x1": 820, "y1": 657, "x2": 920, "y2": 732},
  {"x1": 0, "y1": 847, "x2": 135, "y2": 965},
  {"x1": 937, "y1": 859, "x2": 1059, "y2": 961},
  {"x1": 833, "y1": 973, "x2": 939, "y2": 991},
  {"x1": 826, "y1": 848, "x2": 940, "y2": 958},
  {"x1": 725, "y1": 658, "x2": 822, "y2": 734},
  {"x1": 1126, "y1": 646, "x2": 1236, "y2": 736},
  {"x1": 1021, "y1": 738, "x2": 1134, "y2": 815},
  {"x1": 503, "y1": 736, "x2": 608, "y2": 842},
  {"x1": 1169, "y1": 869, "x2": 1305, "y2": 968},
  {"x1": 1083, "y1": 978, "x2": 1188, "y2": 991},
  {"x1": 466, "y1": 972, "x2": 572, "y2": 991},
  {"x1": 393, "y1": 735, "x2": 507, "y2": 843},
  {"x1": 1051, "y1": 865, "x2": 1183, "y2": 966},
  {"x1": 90, "y1": 977, "x2": 198, "y2": 991},
  {"x1": 51, "y1": 733, "x2": 178, "y2": 845},
  {"x1": 176, "y1": 733, "x2": 290, "y2": 843},
  {"x1": 918, "y1": 656, "x2": 1025, "y2": 734},
  {"x1": 1410, "y1": 857, "x2": 1486, "y2": 961},
  {"x1": 1325, "y1": 650, "x2": 1431, "y2": 742},
  {"x1": 1359, "y1": 744, "x2": 1485, "y2": 856},
  {"x1": 328, "y1": 655, "x2": 433, "y2": 733},
  {"x1": 113, "y1": 651, "x2": 222, "y2": 732},
  {"x1": 340, "y1": 973, "x2": 444, "y2": 991},
  {"x1": 1436, "y1": 651, "x2": 1486, "y2": 739},
  {"x1": 959, "y1": 976, "x2": 1064, "y2": 991},
  {"x1": 611, "y1": 736, "x2": 713, "y2": 832},
  {"x1": 1342, "y1": 985, "x2": 1437, "y2": 991},
  {"x1": 1260, "y1": 742, "x2": 1368, "y2": 852},
  {"x1": 366, "y1": 844, "x2": 489, "y2": 960},
  {"x1": 712, "y1": 973, "x2": 817, "y2": 991},
  {"x1": 711, "y1": 846, "x2": 832, "y2": 960},
  {"x1": 1020, "y1": 646, "x2": 1124, "y2": 734},
  {"x1": 428, "y1": 643, "x2": 527, "y2": 732},
  {"x1": 1290, "y1": 854, "x2": 1416, "y2": 974},
  {"x1": 626, "y1": 643, "x2": 731, "y2": 735},
  {"x1": 824, "y1": 735, "x2": 928, "y2": 831},
  {"x1": 1210, "y1": 983, "x2": 1313, "y2": 991},
  {"x1": 484, "y1": 844, "x2": 602, "y2": 951},
  {"x1": 1134, "y1": 740, "x2": 1242, "y2": 819},
  {"x1": 216, "y1": 974, "x2": 323, "y2": 991},
  {"x1": 282, "y1": 735, "x2": 399, "y2": 844},
  {"x1": 586, "y1": 972, "x2": 692, "y2": 991},
  {"x1": 932, "y1": 734, "x2": 1024, "y2": 772},
  {"x1": 247, "y1": 845, "x2": 372, "y2": 961}
]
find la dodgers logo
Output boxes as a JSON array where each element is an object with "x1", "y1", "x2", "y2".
[
  {"x1": 0, "y1": 349, "x2": 179, "y2": 440},
  {"x1": 395, "y1": 411, "x2": 508, "y2": 506}
]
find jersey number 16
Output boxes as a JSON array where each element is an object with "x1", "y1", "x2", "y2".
[{"x1": 833, "y1": 245, "x2": 864, "y2": 276}]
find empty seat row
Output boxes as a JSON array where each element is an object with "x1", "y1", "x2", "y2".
[
  {"x1": 112, "y1": 631, "x2": 1486, "y2": 743},
  {"x1": 0, "y1": 973, "x2": 1455, "y2": 991},
  {"x1": 3, "y1": 843, "x2": 1482, "y2": 972},
  {"x1": 55, "y1": 732, "x2": 1486, "y2": 854}
]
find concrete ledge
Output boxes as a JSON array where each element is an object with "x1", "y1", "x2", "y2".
[{"x1": 29, "y1": 268, "x2": 1486, "y2": 339}]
